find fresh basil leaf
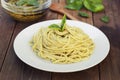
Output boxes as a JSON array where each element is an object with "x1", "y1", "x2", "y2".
[
  {"x1": 78, "y1": 12, "x2": 89, "y2": 18},
  {"x1": 49, "y1": 15, "x2": 66, "y2": 31},
  {"x1": 60, "y1": 15, "x2": 66, "y2": 31},
  {"x1": 75, "y1": 0, "x2": 83, "y2": 10},
  {"x1": 65, "y1": 4, "x2": 80, "y2": 10},
  {"x1": 27, "y1": 0, "x2": 39, "y2": 6},
  {"x1": 66, "y1": 0, "x2": 75, "y2": 4},
  {"x1": 16, "y1": 0, "x2": 27, "y2": 6},
  {"x1": 48, "y1": 24, "x2": 60, "y2": 30},
  {"x1": 16, "y1": 0, "x2": 39, "y2": 6},
  {"x1": 83, "y1": 0, "x2": 104, "y2": 12},
  {"x1": 100, "y1": 16, "x2": 109, "y2": 23},
  {"x1": 65, "y1": 0, "x2": 83, "y2": 10},
  {"x1": 91, "y1": 0, "x2": 103, "y2": 4}
]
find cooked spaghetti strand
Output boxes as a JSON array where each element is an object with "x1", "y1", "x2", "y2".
[{"x1": 31, "y1": 25, "x2": 95, "y2": 64}]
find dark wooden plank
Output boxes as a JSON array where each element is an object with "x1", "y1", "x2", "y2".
[
  {"x1": 86, "y1": 10, "x2": 93, "y2": 25},
  {"x1": 93, "y1": 0, "x2": 120, "y2": 80},
  {"x1": 0, "y1": 0, "x2": 119, "y2": 80},
  {"x1": 93, "y1": 11, "x2": 105, "y2": 28},
  {"x1": 71, "y1": 5, "x2": 100, "y2": 80},
  {"x1": 0, "y1": 22, "x2": 51, "y2": 80},
  {"x1": 45, "y1": 0, "x2": 59, "y2": 20},
  {"x1": 0, "y1": 4, "x2": 16, "y2": 70},
  {"x1": 0, "y1": 0, "x2": 60, "y2": 79},
  {"x1": 72, "y1": 9, "x2": 86, "y2": 22},
  {"x1": 102, "y1": 0, "x2": 115, "y2": 29},
  {"x1": 104, "y1": 0, "x2": 120, "y2": 79},
  {"x1": 99, "y1": 46, "x2": 120, "y2": 80},
  {"x1": 52, "y1": 66, "x2": 99, "y2": 80},
  {"x1": 57, "y1": 0, "x2": 66, "y2": 19},
  {"x1": 52, "y1": 1, "x2": 99, "y2": 80},
  {"x1": 57, "y1": 0, "x2": 73, "y2": 19}
]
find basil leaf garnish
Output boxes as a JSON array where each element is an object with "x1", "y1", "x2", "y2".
[
  {"x1": 78, "y1": 12, "x2": 89, "y2": 18},
  {"x1": 60, "y1": 15, "x2": 66, "y2": 31},
  {"x1": 100, "y1": 16, "x2": 109, "y2": 23},
  {"x1": 48, "y1": 15, "x2": 66, "y2": 32}
]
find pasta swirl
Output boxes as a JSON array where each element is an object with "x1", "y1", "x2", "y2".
[{"x1": 31, "y1": 25, "x2": 95, "y2": 64}]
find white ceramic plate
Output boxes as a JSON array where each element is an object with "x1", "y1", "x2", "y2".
[{"x1": 13, "y1": 20, "x2": 110, "y2": 73}]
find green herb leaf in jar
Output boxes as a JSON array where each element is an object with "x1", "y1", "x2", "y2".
[{"x1": 16, "y1": 0, "x2": 39, "y2": 7}]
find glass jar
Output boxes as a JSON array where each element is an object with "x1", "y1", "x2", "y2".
[{"x1": 1, "y1": 0, "x2": 51, "y2": 22}]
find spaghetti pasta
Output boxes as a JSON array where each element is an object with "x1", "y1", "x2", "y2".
[{"x1": 31, "y1": 25, "x2": 95, "y2": 64}]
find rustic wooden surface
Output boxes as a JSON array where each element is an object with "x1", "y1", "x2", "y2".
[{"x1": 0, "y1": 0, "x2": 120, "y2": 80}]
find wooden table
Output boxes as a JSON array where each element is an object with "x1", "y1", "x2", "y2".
[{"x1": 0, "y1": 0, "x2": 120, "y2": 80}]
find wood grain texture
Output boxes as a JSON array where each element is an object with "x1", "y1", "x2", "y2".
[
  {"x1": 0, "y1": 4, "x2": 16, "y2": 70},
  {"x1": 0, "y1": 0, "x2": 120, "y2": 80},
  {"x1": 0, "y1": 22, "x2": 51, "y2": 80},
  {"x1": 52, "y1": 66, "x2": 99, "y2": 80},
  {"x1": 57, "y1": 0, "x2": 68, "y2": 19},
  {"x1": 45, "y1": 0, "x2": 59, "y2": 20},
  {"x1": 93, "y1": 0, "x2": 120, "y2": 80},
  {"x1": 0, "y1": 0, "x2": 58, "y2": 80},
  {"x1": 52, "y1": 1, "x2": 99, "y2": 80}
]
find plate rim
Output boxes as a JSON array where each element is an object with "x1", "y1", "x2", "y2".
[{"x1": 13, "y1": 20, "x2": 110, "y2": 73}]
